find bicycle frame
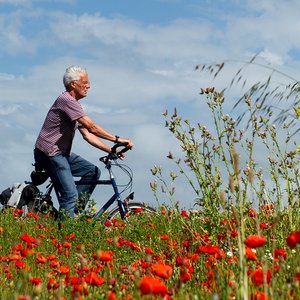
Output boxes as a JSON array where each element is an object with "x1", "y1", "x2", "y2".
[{"x1": 43, "y1": 155, "x2": 134, "y2": 220}]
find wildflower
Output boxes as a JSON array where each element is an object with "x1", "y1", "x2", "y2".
[
  {"x1": 260, "y1": 204, "x2": 274, "y2": 212},
  {"x1": 63, "y1": 241, "x2": 72, "y2": 249},
  {"x1": 8, "y1": 254, "x2": 22, "y2": 261},
  {"x1": 259, "y1": 223, "x2": 271, "y2": 230},
  {"x1": 160, "y1": 234, "x2": 169, "y2": 240},
  {"x1": 139, "y1": 276, "x2": 168, "y2": 296},
  {"x1": 17, "y1": 296, "x2": 31, "y2": 300},
  {"x1": 15, "y1": 260, "x2": 26, "y2": 270},
  {"x1": 245, "y1": 247, "x2": 256, "y2": 261},
  {"x1": 84, "y1": 272, "x2": 106, "y2": 286},
  {"x1": 286, "y1": 231, "x2": 300, "y2": 249},
  {"x1": 104, "y1": 219, "x2": 112, "y2": 227},
  {"x1": 108, "y1": 291, "x2": 117, "y2": 300},
  {"x1": 250, "y1": 269, "x2": 271, "y2": 286},
  {"x1": 47, "y1": 278, "x2": 60, "y2": 290},
  {"x1": 180, "y1": 210, "x2": 189, "y2": 218},
  {"x1": 273, "y1": 248, "x2": 287, "y2": 260},
  {"x1": 36, "y1": 253, "x2": 47, "y2": 264},
  {"x1": 59, "y1": 265, "x2": 70, "y2": 275},
  {"x1": 244, "y1": 235, "x2": 266, "y2": 248},
  {"x1": 46, "y1": 254, "x2": 57, "y2": 261},
  {"x1": 196, "y1": 245, "x2": 221, "y2": 255},
  {"x1": 134, "y1": 207, "x2": 143, "y2": 213},
  {"x1": 26, "y1": 211, "x2": 39, "y2": 220},
  {"x1": 93, "y1": 250, "x2": 114, "y2": 262},
  {"x1": 180, "y1": 269, "x2": 192, "y2": 283},
  {"x1": 251, "y1": 291, "x2": 270, "y2": 300},
  {"x1": 20, "y1": 233, "x2": 38, "y2": 248},
  {"x1": 175, "y1": 255, "x2": 190, "y2": 267},
  {"x1": 29, "y1": 277, "x2": 42, "y2": 286},
  {"x1": 150, "y1": 263, "x2": 173, "y2": 279},
  {"x1": 248, "y1": 208, "x2": 257, "y2": 217},
  {"x1": 13, "y1": 209, "x2": 24, "y2": 217},
  {"x1": 231, "y1": 229, "x2": 238, "y2": 238},
  {"x1": 145, "y1": 247, "x2": 154, "y2": 255}
]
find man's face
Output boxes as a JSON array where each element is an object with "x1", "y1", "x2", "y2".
[{"x1": 72, "y1": 73, "x2": 90, "y2": 100}]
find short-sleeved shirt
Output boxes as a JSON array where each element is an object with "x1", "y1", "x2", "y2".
[{"x1": 35, "y1": 91, "x2": 86, "y2": 156}]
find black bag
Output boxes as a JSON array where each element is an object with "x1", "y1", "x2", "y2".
[
  {"x1": 31, "y1": 169, "x2": 49, "y2": 186},
  {"x1": 0, "y1": 183, "x2": 39, "y2": 208}
]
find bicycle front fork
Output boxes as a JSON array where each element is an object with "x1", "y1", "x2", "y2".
[{"x1": 118, "y1": 192, "x2": 135, "y2": 219}]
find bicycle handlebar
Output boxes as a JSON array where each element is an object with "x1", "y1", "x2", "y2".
[{"x1": 99, "y1": 142, "x2": 131, "y2": 163}]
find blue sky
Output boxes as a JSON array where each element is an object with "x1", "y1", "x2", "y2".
[{"x1": 0, "y1": 0, "x2": 299, "y2": 210}]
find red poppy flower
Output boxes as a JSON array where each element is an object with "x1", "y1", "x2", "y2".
[
  {"x1": 248, "y1": 208, "x2": 257, "y2": 217},
  {"x1": 20, "y1": 233, "x2": 37, "y2": 247},
  {"x1": 15, "y1": 260, "x2": 26, "y2": 269},
  {"x1": 93, "y1": 250, "x2": 114, "y2": 262},
  {"x1": 150, "y1": 263, "x2": 173, "y2": 279},
  {"x1": 29, "y1": 277, "x2": 42, "y2": 286},
  {"x1": 46, "y1": 254, "x2": 56, "y2": 261},
  {"x1": 8, "y1": 254, "x2": 22, "y2": 261},
  {"x1": 26, "y1": 211, "x2": 39, "y2": 220},
  {"x1": 160, "y1": 234, "x2": 169, "y2": 240},
  {"x1": 145, "y1": 247, "x2": 154, "y2": 255},
  {"x1": 196, "y1": 245, "x2": 221, "y2": 254},
  {"x1": 175, "y1": 255, "x2": 190, "y2": 267},
  {"x1": 180, "y1": 210, "x2": 189, "y2": 217},
  {"x1": 273, "y1": 248, "x2": 287, "y2": 260},
  {"x1": 84, "y1": 272, "x2": 106, "y2": 286},
  {"x1": 286, "y1": 231, "x2": 300, "y2": 249},
  {"x1": 134, "y1": 207, "x2": 143, "y2": 213},
  {"x1": 104, "y1": 219, "x2": 112, "y2": 227},
  {"x1": 36, "y1": 253, "x2": 47, "y2": 264},
  {"x1": 250, "y1": 269, "x2": 271, "y2": 286},
  {"x1": 139, "y1": 276, "x2": 168, "y2": 296},
  {"x1": 59, "y1": 265, "x2": 70, "y2": 275},
  {"x1": 180, "y1": 270, "x2": 192, "y2": 283},
  {"x1": 231, "y1": 229, "x2": 238, "y2": 238},
  {"x1": 245, "y1": 247, "x2": 256, "y2": 261},
  {"x1": 244, "y1": 235, "x2": 266, "y2": 248},
  {"x1": 259, "y1": 222, "x2": 271, "y2": 230},
  {"x1": 251, "y1": 291, "x2": 270, "y2": 300},
  {"x1": 47, "y1": 278, "x2": 60, "y2": 290},
  {"x1": 63, "y1": 242, "x2": 72, "y2": 249}
]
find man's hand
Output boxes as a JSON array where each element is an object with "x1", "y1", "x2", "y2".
[{"x1": 117, "y1": 138, "x2": 134, "y2": 149}]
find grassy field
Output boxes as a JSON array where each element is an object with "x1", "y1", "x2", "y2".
[{"x1": 1, "y1": 204, "x2": 300, "y2": 299}]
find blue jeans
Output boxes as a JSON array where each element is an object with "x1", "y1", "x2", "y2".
[{"x1": 34, "y1": 149, "x2": 100, "y2": 218}]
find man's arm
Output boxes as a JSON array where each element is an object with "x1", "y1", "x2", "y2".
[
  {"x1": 78, "y1": 126, "x2": 112, "y2": 153},
  {"x1": 78, "y1": 115, "x2": 116, "y2": 142},
  {"x1": 77, "y1": 115, "x2": 133, "y2": 149}
]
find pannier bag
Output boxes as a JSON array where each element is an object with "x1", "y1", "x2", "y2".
[{"x1": 0, "y1": 182, "x2": 39, "y2": 208}]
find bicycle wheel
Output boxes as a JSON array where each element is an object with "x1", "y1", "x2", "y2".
[
  {"x1": 19, "y1": 198, "x2": 59, "y2": 220},
  {"x1": 104, "y1": 202, "x2": 156, "y2": 225}
]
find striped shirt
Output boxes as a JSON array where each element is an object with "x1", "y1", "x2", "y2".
[{"x1": 35, "y1": 91, "x2": 86, "y2": 156}]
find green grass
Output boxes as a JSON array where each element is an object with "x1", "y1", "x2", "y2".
[{"x1": 1, "y1": 205, "x2": 300, "y2": 299}]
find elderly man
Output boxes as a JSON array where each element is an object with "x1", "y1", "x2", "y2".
[{"x1": 34, "y1": 66, "x2": 133, "y2": 218}]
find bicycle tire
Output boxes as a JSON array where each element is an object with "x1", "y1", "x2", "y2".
[
  {"x1": 21, "y1": 199, "x2": 59, "y2": 220},
  {"x1": 105, "y1": 201, "x2": 156, "y2": 224}
]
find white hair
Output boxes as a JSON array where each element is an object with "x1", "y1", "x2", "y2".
[{"x1": 63, "y1": 66, "x2": 87, "y2": 88}]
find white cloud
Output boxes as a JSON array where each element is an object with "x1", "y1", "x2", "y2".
[{"x1": 0, "y1": 1, "x2": 299, "y2": 209}]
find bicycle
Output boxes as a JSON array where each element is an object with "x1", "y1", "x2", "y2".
[{"x1": 26, "y1": 143, "x2": 156, "y2": 224}]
